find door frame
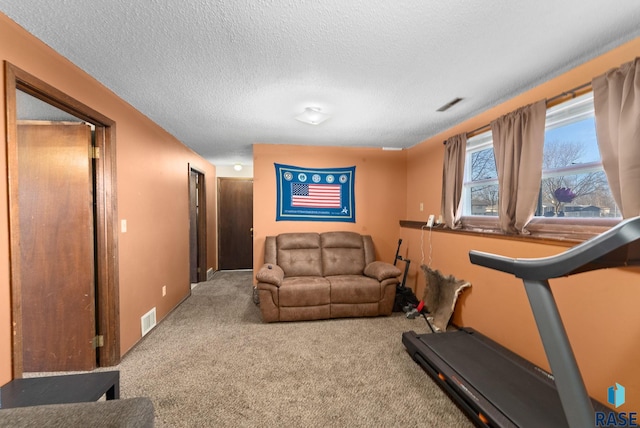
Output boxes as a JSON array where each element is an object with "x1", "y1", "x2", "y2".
[
  {"x1": 5, "y1": 62, "x2": 120, "y2": 376},
  {"x1": 189, "y1": 165, "x2": 207, "y2": 282}
]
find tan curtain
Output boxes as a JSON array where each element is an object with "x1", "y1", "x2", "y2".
[
  {"x1": 491, "y1": 100, "x2": 546, "y2": 234},
  {"x1": 592, "y1": 57, "x2": 640, "y2": 218},
  {"x1": 440, "y1": 133, "x2": 467, "y2": 229}
]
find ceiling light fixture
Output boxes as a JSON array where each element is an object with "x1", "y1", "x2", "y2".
[
  {"x1": 233, "y1": 163, "x2": 243, "y2": 171},
  {"x1": 295, "y1": 107, "x2": 330, "y2": 125}
]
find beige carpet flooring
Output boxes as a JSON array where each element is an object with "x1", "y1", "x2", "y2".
[{"x1": 111, "y1": 270, "x2": 473, "y2": 427}]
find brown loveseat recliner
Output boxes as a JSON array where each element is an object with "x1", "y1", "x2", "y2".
[{"x1": 255, "y1": 231, "x2": 401, "y2": 322}]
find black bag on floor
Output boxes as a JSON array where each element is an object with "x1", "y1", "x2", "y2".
[{"x1": 393, "y1": 285, "x2": 419, "y2": 312}]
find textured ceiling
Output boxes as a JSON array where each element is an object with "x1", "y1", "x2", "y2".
[{"x1": 2, "y1": 1, "x2": 640, "y2": 166}]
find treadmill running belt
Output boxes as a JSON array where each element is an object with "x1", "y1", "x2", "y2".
[{"x1": 417, "y1": 329, "x2": 569, "y2": 427}]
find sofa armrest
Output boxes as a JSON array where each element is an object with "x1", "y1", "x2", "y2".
[
  {"x1": 256, "y1": 263, "x2": 284, "y2": 287},
  {"x1": 364, "y1": 261, "x2": 401, "y2": 281}
]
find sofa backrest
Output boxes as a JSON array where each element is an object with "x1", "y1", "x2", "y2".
[
  {"x1": 321, "y1": 231, "x2": 367, "y2": 276},
  {"x1": 275, "y1": 233, "x2": 323, "y2": 277},
  {"x1": 264, "y1": 231, "x2": 378, "y2": 277}
]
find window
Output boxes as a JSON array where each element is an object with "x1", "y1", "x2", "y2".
[
  {"x1": 540, "y1": 92, "x2": 618, "y2": 218},
  {"x1": 462, "y1": 92, "x2": 620, "y2": 219},
  {"x1": 463, "y1": 131, "x2": 498, "y2": 216}
]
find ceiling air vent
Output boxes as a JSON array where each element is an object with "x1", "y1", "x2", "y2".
[{"x1": 436, "y1": 97, "x2": 464, "y2": 112}]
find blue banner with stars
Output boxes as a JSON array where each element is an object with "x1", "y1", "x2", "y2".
[{"x1": 275, "y1": 163, "x2": 355, "y2": 222}]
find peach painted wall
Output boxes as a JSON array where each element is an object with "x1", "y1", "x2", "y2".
[
  {"x1": 0, "y1": 13, "x2": 217, "y2": 383},
  {"x1": 252, "y1": 144, "x2": 406, "y2": 276},
  {"x1": 403, "y1": 37, "x2": 640, "y2": 410}
]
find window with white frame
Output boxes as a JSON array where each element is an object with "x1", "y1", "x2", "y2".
[
  {"x1": 462, "y1": 131, "x2": 498, "y2": 216},
  {"x1": 461, "y1": 92, "x2": 620, "y2": 219}
]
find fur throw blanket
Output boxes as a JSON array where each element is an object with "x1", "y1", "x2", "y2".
[{"x1": 421, "y1": 265, "x2": 471, "y2": 332}]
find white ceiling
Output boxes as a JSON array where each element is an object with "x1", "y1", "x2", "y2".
[{"x1": 2, "y1": 1, "x2": 640, "y2": 166}]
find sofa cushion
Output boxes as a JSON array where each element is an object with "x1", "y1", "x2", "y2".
[
  {"x1": 321, "y1": 232, "x2": 366, "y2": 276},
  {"x1": 276, "y1": 233, "x2": 322, "y2": 277},
  {"x1": 279, "y1": 276, "x2": 330, "y2": 307},
  {"x1": 328, "y1": 275, "x2": 380, "y2": 304}
]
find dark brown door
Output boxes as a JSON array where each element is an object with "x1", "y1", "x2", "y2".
[
  {"x1": 218, "y1": 178, "x2": 253, "y2": 270},
  {"x1": 18, "y1": 122, "x2": 96, "y2": 372}
]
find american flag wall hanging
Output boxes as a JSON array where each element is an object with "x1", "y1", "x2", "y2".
[{"x1": 275, "y1": 163, "x2": 355, "y2": 222}]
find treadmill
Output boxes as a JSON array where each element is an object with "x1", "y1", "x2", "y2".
[{"x1": 403, "y1": 216, "x2": 640, "y2": 427}]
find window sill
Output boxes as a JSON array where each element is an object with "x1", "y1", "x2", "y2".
[{"x1": 399, "y1": 216, "x2": 620, "y2": 247}]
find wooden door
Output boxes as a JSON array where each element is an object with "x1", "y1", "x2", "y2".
[
  {"x1": 18, "y1": 122, "x2": 96, "y2": 372},
  {"x1": 218, "y1": 178, "x2": 253, "y2": 270}
]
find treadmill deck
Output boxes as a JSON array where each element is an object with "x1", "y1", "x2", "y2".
[{"x1": 403, "y1": 328, "x2": 610, "y2": 427}]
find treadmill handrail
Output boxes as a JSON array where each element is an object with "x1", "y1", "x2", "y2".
[{"x1": 469, "y1": 216, "x2": 640, "y2": 279}]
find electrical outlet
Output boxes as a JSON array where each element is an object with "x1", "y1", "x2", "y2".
[
  {"x1": 426, "y1": 214, "x2": 435, "y2": 227},
  {"x1": 419, "y1": 202, "x2": 424, "y2": 212}
]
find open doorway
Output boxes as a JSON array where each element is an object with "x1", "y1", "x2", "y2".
[
  {"x1": 189, "y1": 166, "x2": 207, "y2": 284},
  {"x1": 5, "y1": 63, "x2": 120, "y2": 376}
]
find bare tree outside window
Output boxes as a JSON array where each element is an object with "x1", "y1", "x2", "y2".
[
  {"x1": 541, "y1": 140, "x2": 610, "y2": 216},
  {"x1": 469, "y1": 148, "x2": 499, "y2": 216}
]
